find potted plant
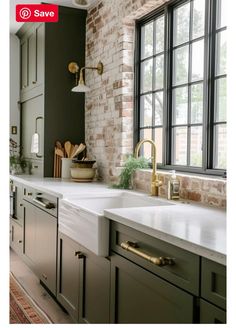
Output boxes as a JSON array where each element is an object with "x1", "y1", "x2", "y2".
[
  {"x1": 10, "y1": 138, "x2": 32, "y2": 175},
  {"x1": 112, "y1": 155, "x2": 149, "y2": 190}
]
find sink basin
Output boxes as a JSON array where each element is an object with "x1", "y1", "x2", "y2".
[{"x1": 59, "y1": 191, "x2": 173, "y2": 256}]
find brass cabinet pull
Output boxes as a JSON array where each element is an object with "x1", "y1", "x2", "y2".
[
  {"x1": 74, "y1": 251, "x2": 85, "y2": 259},
  {"x1": 32, "y1": 81, "x2": 37, "y2": 84},
  {"x1": 120, "y1": 241, "x2": 175, "y2": 266}
]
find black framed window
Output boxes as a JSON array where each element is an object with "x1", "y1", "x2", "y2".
[{"x1": 135, "y1": 0, "x2": 227, "y2": 175}]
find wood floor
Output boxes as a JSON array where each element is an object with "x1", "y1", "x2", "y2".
[{"x1": 10, "y1": 249, "x2": 74, "y2": 324}]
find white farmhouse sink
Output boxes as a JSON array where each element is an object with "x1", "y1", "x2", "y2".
[{"x1": 59, "y1": 191, "x2": 173, "y2": 256}]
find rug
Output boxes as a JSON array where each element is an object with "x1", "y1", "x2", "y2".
[{"x1": 10, "y1": 273, "x2": 52, "y2": 324}]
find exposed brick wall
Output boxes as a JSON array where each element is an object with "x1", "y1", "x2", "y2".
[
  {"x1": 85, "y1": 0, "x2": 226, "y2": 208},
  {"x1": 85, "y1": 0, "x2": 170, "y2": 182},
  {"x1": 133, "y1": 170, "x2": 226, "y2": 208}
]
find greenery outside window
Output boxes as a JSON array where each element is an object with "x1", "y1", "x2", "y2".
[{"x1": 135, "y1": 0, "x2": 227, "y2": 176}]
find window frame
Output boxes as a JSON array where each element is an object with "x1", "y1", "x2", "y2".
[{"x1": 134, "y1": 0, "x2": 227, "y2": 177}]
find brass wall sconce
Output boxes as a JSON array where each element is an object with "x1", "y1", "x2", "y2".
[{"x1": 68, "y1": 61, "x2": 103, "y2": 93}]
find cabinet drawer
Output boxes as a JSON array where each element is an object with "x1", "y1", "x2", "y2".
[
  {"x1": 111, "y1": 221, "x2": 200, "y2": 295},
  {"x1": 200, "y1": 299, "x2": 226, "y2": 323},
  {"x1": 201, "y1": 257, "x2": 226, "y2": 310}
]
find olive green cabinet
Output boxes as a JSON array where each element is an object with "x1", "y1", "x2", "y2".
[
  {"x1": 17, "y1": 7, "x2": 87, "y2": 177},
  {"x1": 57, "y1": 232, "x2": 110, "y2": 323},
  {"x1": 20, "y1": 23, "x2": 44, "y2": 94},
  {"x1": 200, "y1": 299, "x2": 226, "y2": 323},
  {"x1": 10, "y1": 219, "x2": 23, "y2": 256},
  {"x1": 78, "y1": 243, "x2": 110, "y2": 324},
  {"x1": 57, "y1": 232, "x2": 81, "y2": 322},
  {"x1": 200, "y1": 258, "x2": 226, "y2": 323},
  {"x1": 23, "y1": 200, "x2": 37, "y2": 271},
  {"x1": 110, "y1": 252, "x2": 194, "y2": 323},
  {"x1": 23, "y1": 196, "x2": 57, "y2": 295},
  {"x1": 35, "y1": 208, "x2": 57, "y2": 295}
]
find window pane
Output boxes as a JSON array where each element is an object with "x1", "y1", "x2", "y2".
[
  {"x1": 154, "y1": 91, "x2": 163, "y2": 125},
  {"x1": 141, "y1": 22, "x2": 153, "y2": 59},
  {"x1": 173, "y1": 2, "x2": 190, "y2": 46},
  {"x1": 216, "y1": 0, "x2": 227, "y2": 29},
  {"x1": 155, "y1": 55, "x2": 164, "y2": 89},
  {"x1": 191, "y1": 83, "x2": 203, "y2": 123},
  {"x1": 155, "y1": 15, "x2": 165, "y2": 54},
  {"x1": 190, "y1": 126, "x2": 202, "y2": 167},
  {"x1": 140, "y1": 129, "x2": 152, "y2": 160},
  {"x1": 216, "y1": 30, "x2": 227, "y2": 76},
  {"x1": 192, "y1": 0, "x2": 205, "y2": 39},
  {"x1": 191, "y1": 39, "x2": 204, "y2": 81},
  {"x1": 141, "y1": 59, "x2": 153, "y2": 93},
  {"x1": 154, "y1": 128, "x2": 163, "y2": 163},
  {"x1": 214, "y1": 124, "x2": 227, "y2": 169},
  {"x1": 140, "y1": 94, "x2": 152, "y2": 127},
  {"x1": 172, "y1": 87, "x2": 188, "y2": 125},
  {"x1": 215, "y1": 78, "x2": 227, "y2": 122},
  {"x1": 173, "y1": 45, "x2": 189, "y2": 85},
  {"x1": 172, "y1": 127, "x2": 187, "y2": 165}
]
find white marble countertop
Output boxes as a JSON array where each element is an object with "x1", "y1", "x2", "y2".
[
  {"x1": 105, "y1": 203, "x2": 226, "y2": 265},
  {"x1": 10, "y1": 175, "x2": 226, "y2": 265},
  {"x1": 10, "y1": 175, "x2": 110, "y2": 198}
]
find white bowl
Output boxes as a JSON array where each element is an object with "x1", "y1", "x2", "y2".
[{"x1": 70, "y1": 167, "x2": 96, "y2": 179}]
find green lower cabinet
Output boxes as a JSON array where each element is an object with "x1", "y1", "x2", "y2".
[
  {"x1": 78, "y1": 244, "x2": 110, "y2": 324},
  {"x1": 57, "y1": 232, "x2": 80, "y2": 322},
  {"x1": 200, "y1": 299, "x2": 226, "y2": 323},
  {"x1": 10, "y1": 219, "x2": 23, "y2": 255},
  {"x1": 110, "y1": 252, "x2": 194, "y2": 323},
  {"x1": 57, "y1": 232, "x2": 110, "y2": 323}
]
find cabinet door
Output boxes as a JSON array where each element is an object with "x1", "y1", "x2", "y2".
[
  {"x1": 14, "y1": 183, "x2": 24, "y2": 225},
  {"x1": 78, "y1": 245, "x2": 110, "y2": 324},
  {"x1": 20, "y1": 38, "x2": 28, "y2": 90},
  {"x1": 23, "y1": 201, "x2": 37, "y2": 271},
  {"x1": 10, "y1": 219, "x2": 23, "y2": 255},
  {"x1": 110, "y1": 253, "x2": 194, "y2": 324},
  {"x1": 35, "y1": 208, "x2": 57, "y2": 295},
  {"x1": 28, "y1": 30, "x2": 37, "y2": 88},
  {"x1": 57, "y1": 232, "x2": 80, "y2": 322},
  {"x1": 36, "y1": 24, "x2": 44, "y2": 86},
  {"x1": 200, "y1": 299, "x2": 226, "y2": 323},
  {"x1": 21, "y1": 94, "x2": 44, "y2": 160}
]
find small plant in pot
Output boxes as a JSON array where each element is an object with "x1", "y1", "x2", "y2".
[
  {"x1": 112, "y1": 155, "x2": 149, "y2": 190},
  {"x1": 10, "y1": 138, "x2": 32, "y2": 175}
]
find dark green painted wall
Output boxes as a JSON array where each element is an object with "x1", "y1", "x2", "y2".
[{"x1": 44, "y1": 6, "x2": 87, "y2": 176}]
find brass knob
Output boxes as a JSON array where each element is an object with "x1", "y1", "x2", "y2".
[
  {"x1": 28, "y1": 192, "x2": 32, "y2": 196},
  {"x1": 20, "y1": 203, "x2": 23, "y2": 207},
  {"x1": 18, "y1": 240, "x2": 22, "y2": 243},
  {"x1": 42, "y1": 274, "x2": 47, "y2": 280},
  {"x1": 32, "y1": 81, "x2": 37, "y2": 84}
]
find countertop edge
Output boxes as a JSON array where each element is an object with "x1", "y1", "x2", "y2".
[{"x1": 104, "y1": 210, "x2": 226, "y2": 266}]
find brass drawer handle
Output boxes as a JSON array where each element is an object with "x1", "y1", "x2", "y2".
[{"x1": 120, "y1": 241, "x2": 175, "y2": 266}]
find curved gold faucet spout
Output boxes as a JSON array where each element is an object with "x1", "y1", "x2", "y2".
[{"x1": 134, "y1": 139, "x2": 162, "y2": 196}]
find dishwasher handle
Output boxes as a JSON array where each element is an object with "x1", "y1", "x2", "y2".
[{"x1": 32, "y1": 197, "x2": 55, "y2": 209}]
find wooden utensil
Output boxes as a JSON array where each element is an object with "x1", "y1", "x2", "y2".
[
  {"x1": 56, "y1": 140, "x2": 62, "y2": 150},
  {"x1": 64, "y1": 141, "x2": 71, "y2": 158},
  {"x1": 55, "y1": 148, "x2": 64, "y2": 157},
  {"x1": 69, "y1": 144, "x2": 75, "y2": 158},
  {"x1": 71, "y1": 143, "x2": 86, "y2": 158},
  {"x1": 53, "y1": 147, "x2": 57, "y2": 177}
]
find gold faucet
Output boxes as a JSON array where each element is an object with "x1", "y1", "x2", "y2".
[{"x1": 134, "y1": 139, "x2": 162, "y2": 196}]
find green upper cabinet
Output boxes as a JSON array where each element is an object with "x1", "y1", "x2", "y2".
[{"x1": 19, "y1": 23, "x2": 44, "y2": 95}]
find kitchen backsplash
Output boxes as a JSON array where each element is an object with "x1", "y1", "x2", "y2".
[{"x1": 132, "y1": 170, "x2": 226, "y2": 208}]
